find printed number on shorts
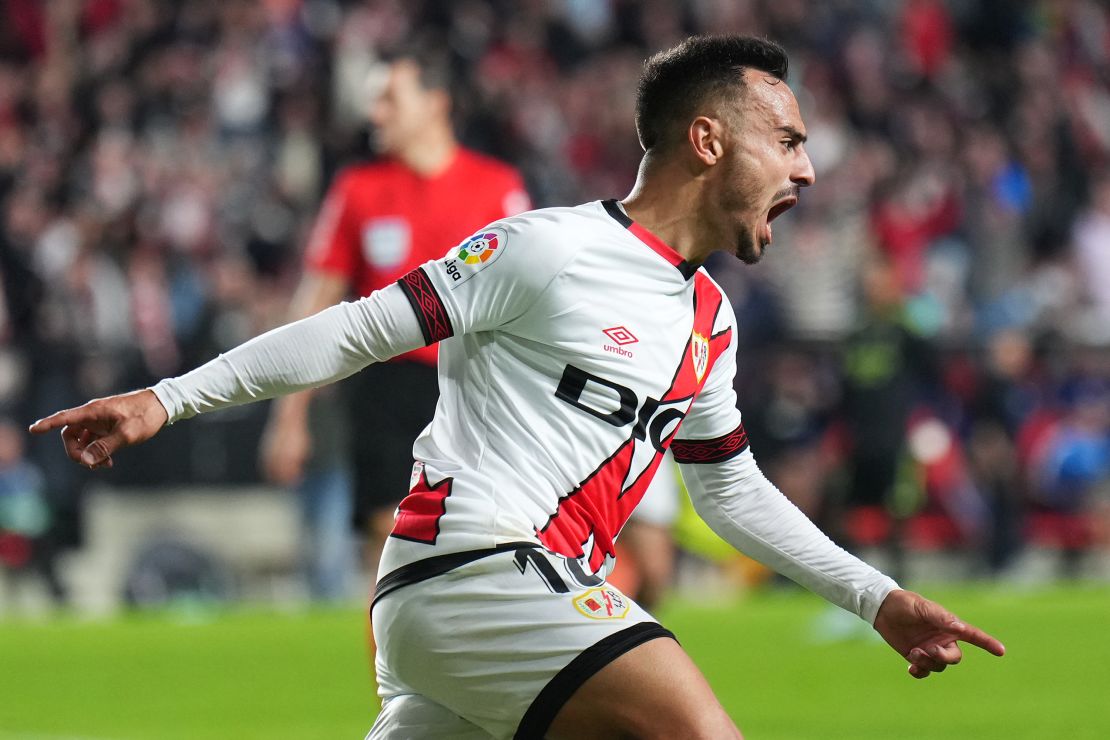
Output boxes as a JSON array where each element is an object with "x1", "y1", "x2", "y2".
[{"x1": 514, "y1": 549, "x2": 603, "y2": 593}]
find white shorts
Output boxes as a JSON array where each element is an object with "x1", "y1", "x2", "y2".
[{"x1": 367, "y1": 543, "x2": 673, "y2": 739}]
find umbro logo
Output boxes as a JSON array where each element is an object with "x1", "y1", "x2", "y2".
[
  {"x1": 603, "y1": 326, "x2": 637, "y2": 357},
  {"x1": 603, "y1": 326, "x2": 637, "y2": 345}
]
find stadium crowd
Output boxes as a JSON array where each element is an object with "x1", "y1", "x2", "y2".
[{"x1": 1, "y1": 0, "x2": 1108, "y2": 602}]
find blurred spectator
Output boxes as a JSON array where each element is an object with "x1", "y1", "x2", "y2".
[
  {"x1": 741, "y1": 347, "x2": 836, "y2": 522},
  {"x1": 966, "y1": 329, "x2": 1041, "y2": 573},
  {"x1": 835, "y1": 256, "x2": 938, "y2": 580},
  {"x1": 0, "y1": 417, "x2": 66, "y2": 605},
  {"x1": 1073, "y1": 170, "x2": 1110, "y2": 343},
  {"x1": 1024, "y1": 362, "x2": 1110, "y2": 575}
]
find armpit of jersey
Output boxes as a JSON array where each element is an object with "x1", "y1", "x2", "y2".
[{"x1": 671, "y1": 423, "x2": 750, "y2": 464}]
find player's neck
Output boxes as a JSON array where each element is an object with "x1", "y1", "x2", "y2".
[
  {"x1": 621, "y1": 160, "x2": 716, "y2": 265},
  {"x1": 397, "y1": 131, "x2": 458, "y2": 178}
]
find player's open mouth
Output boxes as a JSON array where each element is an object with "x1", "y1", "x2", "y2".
[
  {"x1": 761, "y1": 195, "x2": 798, "y2": 245},
  {"x1": 768, "y1": 196, "x2": 798, "y2": 223}
]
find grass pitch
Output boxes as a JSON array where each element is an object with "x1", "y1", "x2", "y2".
[{"x1": 1, "y1": 584, "x2": 1107, "y2": 739}]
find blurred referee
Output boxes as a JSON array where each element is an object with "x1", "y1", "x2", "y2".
[{"x1": 259, "y1": 41, "x2": 530, "y2": 588}]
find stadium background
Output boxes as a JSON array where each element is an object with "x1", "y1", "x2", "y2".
[{"x1": 1, "y1": 0, "x2": 1108, "y2": 737}]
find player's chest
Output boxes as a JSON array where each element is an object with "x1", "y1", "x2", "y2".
[{"x1": 519, "y1": 269, "x2": 717, "y2": 397}]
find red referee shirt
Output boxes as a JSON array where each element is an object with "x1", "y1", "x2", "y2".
[{"x1": 304, "y1": 148, "x2": 530, "y2": 365}]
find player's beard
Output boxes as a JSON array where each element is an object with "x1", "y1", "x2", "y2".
[
  {"x1": 720, "y1": 156, "x2": 767, "y2": 265},
  {"x1": 735, "y1": 229, "x2": 765, "y2": 265},
  {"x1": 734, "y1": 183, "x2": 800, "y2": 265}
]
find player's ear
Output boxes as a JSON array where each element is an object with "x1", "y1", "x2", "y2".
[{"x1": 688, "y1": 116, "x2": 724, "y2": 167}]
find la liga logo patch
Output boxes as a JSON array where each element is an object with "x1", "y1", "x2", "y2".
[
  {"x1": 457, "y1": 231, "x2": 501, "y2": 264},
  {"x1": 443, "y1": 227, "x2": 509, "y2": 289}
]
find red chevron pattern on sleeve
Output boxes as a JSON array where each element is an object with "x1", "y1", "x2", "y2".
[
  {"x1": 397, "y1": 267, "x2": 454, "y2": 345},
  {"x1": 671, "y1": 423, "x2": 750, "y2": 464}
]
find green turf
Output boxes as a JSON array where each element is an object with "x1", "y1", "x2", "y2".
[{"x1": 1, "y1": 584, "x2": 1107, "y2": 739}]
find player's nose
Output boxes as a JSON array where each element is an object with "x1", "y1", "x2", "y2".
[{"x1": 793, "y1": 148, "x2": 815, "y2": 187}]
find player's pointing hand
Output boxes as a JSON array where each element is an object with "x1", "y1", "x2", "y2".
[
  {"x1": 28, "y1": 389, "x2": 169, "y2": 469},
  {"x1": 873, "y1": 589, "x2": 1006, "y2": 679}
]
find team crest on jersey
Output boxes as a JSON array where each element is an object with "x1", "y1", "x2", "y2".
[
  {"x1": 572, "y1": 587, "x2": 629, "y2": 620},
  {"x1": 442, "y1": 227, "x2": 508, "y2": 289},
  {"x1": 691, "y1": 331, "x2": 709, "y2": 382}
]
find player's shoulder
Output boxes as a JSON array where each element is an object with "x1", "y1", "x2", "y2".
[
  {"x1": 494, "y1": 201, "x2": 611, "y2": 249},
  {"x1": 446, "y1": 202, "x2": 608, "y2": 287}
]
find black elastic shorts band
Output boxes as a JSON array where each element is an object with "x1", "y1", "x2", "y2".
[
  {"x1": 514, "y1": 621, "x2": 677, "y2": 739},
  {"x1": 371, "y1": 542, "x2": 540, "y2": 608}
]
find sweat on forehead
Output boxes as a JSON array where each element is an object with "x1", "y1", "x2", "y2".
[{"x1": 635, "y1": 35, "x2": 790, "y2": 151}]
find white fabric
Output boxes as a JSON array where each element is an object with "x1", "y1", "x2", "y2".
[
  {"x1": 680, "y1": 449, "x2": 897, "y2": 624},
  {"x1": 367, "y1": 694, "x2": 492, "y2": 740},
  {"x1": 389, "y1": 203, "x2": 740, "y2": 578},
  {"x1": 149, "y1": 201, "x2": 897, "y2": 623},
  {"x1": 151, "y1": 285, "x2": 422, "y2": 420},
  {"x1": 671, "y1": 301, "x2": 897, "y2": 622},
  {"x1": 370, "y1": 547, "x2": 658, "y2": 740}
]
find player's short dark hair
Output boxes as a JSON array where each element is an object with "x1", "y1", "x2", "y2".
[
  {"x1": 382, "y1": 36, "x2": 455, "y2": 95},
  {"x1": 635, "y1": 35, "x2": 789, "y2": 152}
]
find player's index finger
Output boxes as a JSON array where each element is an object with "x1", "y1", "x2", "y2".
[
  {"x1": 950, "y1": 620, "x2": 1006, "y2": 657},
  {"x1": 28, "y1": 408, "x2": 82, "y2": 434}
]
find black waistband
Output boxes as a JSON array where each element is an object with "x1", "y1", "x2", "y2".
[{"x1": 371, "y1": 541, "x2": 542, "y2": 607}]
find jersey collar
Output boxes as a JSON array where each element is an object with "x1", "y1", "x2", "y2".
[{"x1": 601, "y1": 199, "x2": 698, "y2": 281}]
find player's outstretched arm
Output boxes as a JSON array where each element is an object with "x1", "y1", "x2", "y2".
[
  {"x1": 873, "y1": 589, "x2": 1005, "y2": 679},
  {"x1": 29, "y1": 283, "x2": 427, "y2": 471},
  {"x1": 28, "y1": 389, "x2": 168, "y2": 469}
]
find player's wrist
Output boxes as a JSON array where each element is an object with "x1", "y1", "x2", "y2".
[{"x1": 138, "y1": 389, "x2": 170, "y2": 430}]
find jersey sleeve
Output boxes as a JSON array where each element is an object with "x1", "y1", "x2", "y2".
[
  {"x1": 393, "y1": 211, "x2": 574, "y2": 345},
  {"x1": 673, "y1": 308, "x2": 899, "y2": 624},
  {"x1": 303, "y1": 171, "x2": 360, "y2": 279},
  {"x1": 150, "y1": 283, "x2": 424, "y2": 423}
]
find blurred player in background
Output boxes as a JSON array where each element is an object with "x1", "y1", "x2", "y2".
[
  {"x1": 33, "y1": 36, "x2": 1004, "y2": 739},
  {"x1": 259, "y1": 41, "x2": 530, "y2": 594}
]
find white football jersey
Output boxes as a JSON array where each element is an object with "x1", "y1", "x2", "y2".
[
  {"x1": 153, "y1": 199, "x2": 896, "y2": 624},
  {"x1": 382, "y1": 200, "x2": 746, "y2": 578}
]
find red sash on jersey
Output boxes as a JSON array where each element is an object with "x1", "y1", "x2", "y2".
[{"x1": 538, "y1": 272, "x2": 732, "y2": 572}]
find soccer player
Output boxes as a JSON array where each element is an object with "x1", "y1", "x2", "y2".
[
  {"x1": 259, "y1": 42, "x2": 530, "y2": 583},
  {"x1": 31, "y1": 36, "x2": 1004, "y2": 739}
]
